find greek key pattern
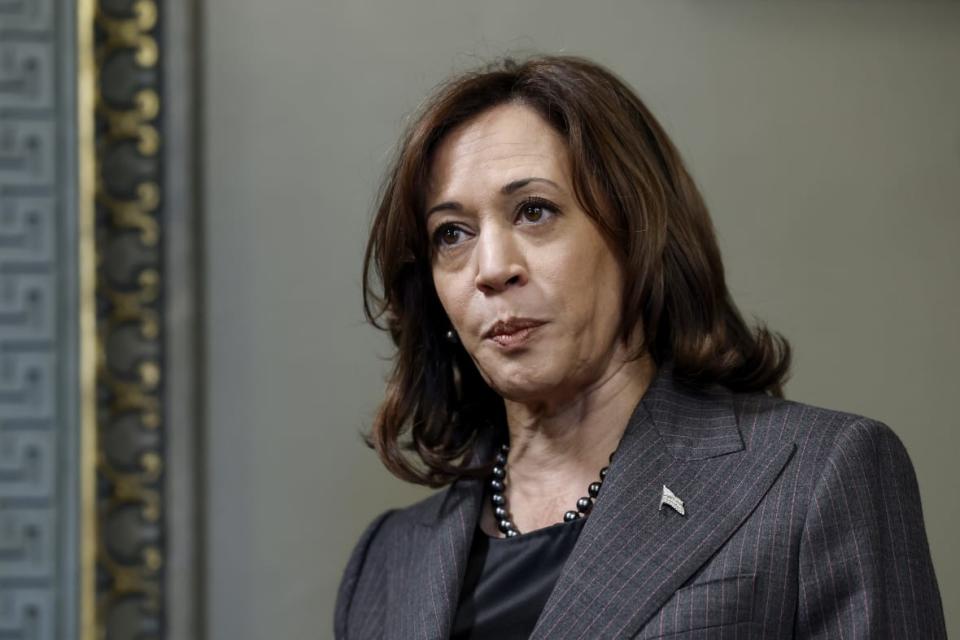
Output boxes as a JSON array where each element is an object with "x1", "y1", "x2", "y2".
[
  {"x1": 94, "y1": 0, "x2": 166, "y2": 638},
  {"x1": 0, "y1": 0, "x2": 68, "y2": 638}
]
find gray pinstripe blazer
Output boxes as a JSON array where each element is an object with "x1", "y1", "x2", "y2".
[{"x1": 335, "y1": 363, "x2": 947, "y2": 638}]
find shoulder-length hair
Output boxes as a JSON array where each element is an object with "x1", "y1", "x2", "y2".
[{"x1": 362, "y1": 55, "x2": 791, "y2": 487}]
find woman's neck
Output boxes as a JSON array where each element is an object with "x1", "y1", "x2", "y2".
[{"x1": 481, "y1": 353, "x2": 657, "y2": 536}]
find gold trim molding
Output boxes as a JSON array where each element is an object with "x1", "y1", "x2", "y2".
[
  {"x1": 78, "y1": 0, "x2": 98, "y2": 637},
  {"x1": 93, "y1": 0, "x2": 166, "y2": 636}
]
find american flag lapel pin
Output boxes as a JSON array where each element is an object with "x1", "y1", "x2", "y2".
[{"x1": 659, "y1": 484, "x2": 685, "y2": 516}]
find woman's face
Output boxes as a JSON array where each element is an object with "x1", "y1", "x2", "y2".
[{"x1": 425, "y1": 103, "x2": 631, "y2": 404}]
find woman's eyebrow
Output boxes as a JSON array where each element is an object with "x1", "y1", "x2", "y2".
[
  {"x1": 425, "y1": 201, "x2": 462, "y2": 220},
  {"x1": 500, "y1": 176, "x2": 560, "y2": 194},
  {"x1": 426, "y1": 177, "x2": 561, "y2": 220}
]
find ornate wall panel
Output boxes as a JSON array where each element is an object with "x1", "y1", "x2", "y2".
[
  {"x1": 0, "y1": 0, "x2": 199, "y2": 638},
  {"x1": 0, "y1": 0, "x2": 93, "y2": 638}
]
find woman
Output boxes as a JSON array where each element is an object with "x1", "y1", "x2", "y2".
[{"x1": 335, "y1": 56, "x2": 946, "y2": 639}]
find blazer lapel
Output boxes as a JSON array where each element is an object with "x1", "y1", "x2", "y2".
[{"x1": 530, "y1": 365, "x2": 797, "y2": 639}]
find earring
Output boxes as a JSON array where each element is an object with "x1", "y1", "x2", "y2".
[{"x1": 445, "y1": 329, "x2": 459, "y2": 344}]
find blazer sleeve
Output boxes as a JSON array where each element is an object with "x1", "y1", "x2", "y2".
[
  {"x1": 334, "y1": 509, "x2": 396, "y2": 640},
  {"x1": 794, "y1": 418, "x2": 947, "y2": 638}
]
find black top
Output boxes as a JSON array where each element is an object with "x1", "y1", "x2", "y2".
[{"x1": 450, "y1": 517, "x2": 587, "y2": 639}]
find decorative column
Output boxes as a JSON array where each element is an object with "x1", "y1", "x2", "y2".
[
  {"x1": 94, "y1": 0, "x2": 201, "y2": 638},
  {"x1": 94, "y1": 1, "x2": 166, "y2": 636},
  {"x1": 0, "y1": 1, "x2": 200, "y2": 638}
]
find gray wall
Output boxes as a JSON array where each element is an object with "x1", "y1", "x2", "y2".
[{"x1": 202, "y1": 2, "x2": 960, "y2": 638}]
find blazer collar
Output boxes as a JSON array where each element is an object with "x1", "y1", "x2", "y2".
[
  {"x1": 418, "y1": 361, "x2": 744, "y2": 525},
  {"x1": 632, "y1": 359, "x2": 745, "y2": 460},
  {"x1": 395, "y1": 362, "x2": 795, "y2": 639}
]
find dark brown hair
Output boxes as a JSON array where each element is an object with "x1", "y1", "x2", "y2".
[{"x1": 362, "y1": 55, "x2": 791, "y2": 487}]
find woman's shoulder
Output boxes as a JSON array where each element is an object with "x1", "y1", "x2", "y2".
[
  {"x1": 730, "y1": 389, "x2": 900, "y2": 449},
  {"x1": 334, "y1": 486, "x2": 466, "y2": 634},
  {"x1": 334, "y1": 503, "x2": 408, "y2": 637},
  {"x1": 338, "y1": 484, "x2": 464, "y2": 572},
  {"x1": 726, "y1": 389, "x2": 919, "y2": 489},
  {"x1": 661, "y1": 373, "x2": 914, "y2": 474}
]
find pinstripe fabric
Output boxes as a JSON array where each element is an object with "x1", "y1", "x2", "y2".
[{"x1": 334, "y1": 363, "x2": 947, "y2": 639}]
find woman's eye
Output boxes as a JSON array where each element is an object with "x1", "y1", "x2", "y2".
[
  {"x1": 521, "y1": 204, "x2": 544, "y2": 222},
  {"x1": 434, "y1": 224, "x2": 465, "y2": 247},
  {"x1": 517, "y1": 199, "x2": 557, "y2": 224}
]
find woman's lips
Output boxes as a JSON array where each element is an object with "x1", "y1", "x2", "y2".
[{"x1": 487, "y1": 323, "x2": 545, "y2": 348}]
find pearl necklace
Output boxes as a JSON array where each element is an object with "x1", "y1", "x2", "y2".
[{"x1": 488, "y1": 443, "x2": 614, "y2": 537}]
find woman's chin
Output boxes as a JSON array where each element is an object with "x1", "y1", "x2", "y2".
[{"x1": 485, "y1": 373, "x2": 567, "y2": 405}]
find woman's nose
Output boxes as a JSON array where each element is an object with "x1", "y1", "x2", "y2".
[{"x1": 474, "y1": 226, "x2": 528, "y2": 294}]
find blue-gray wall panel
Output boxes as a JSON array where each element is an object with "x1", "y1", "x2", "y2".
[{"x1": 0, "y1": 0, "x2": 83, "y2": 638}]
